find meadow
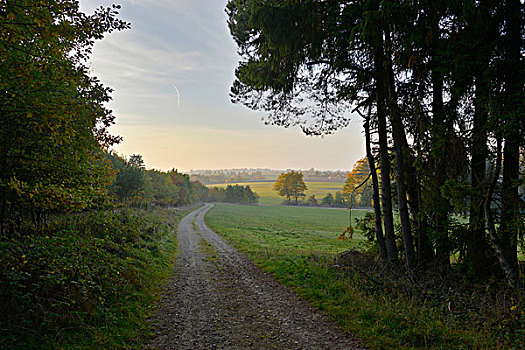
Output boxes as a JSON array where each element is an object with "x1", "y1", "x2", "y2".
[
  {"x1": 205, "y1": 203, "x2": 368, "y2": 256},
  {"x1": 205, "y1": 203, "x2": 521, "y2": 349},
  {"x1": 209, "y1": 181, "x2": 345, "y2": 205}
]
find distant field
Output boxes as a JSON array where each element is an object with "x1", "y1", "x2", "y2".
[
  {"x1": 208, "y1": 181, "x2": 344, "y2": 205},
  {"x1": 205, "y1": 203, "x2": 369, "y2": 257}
]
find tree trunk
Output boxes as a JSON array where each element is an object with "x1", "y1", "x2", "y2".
[
  {"x1": 384, "y1": 27, "x2": 416, "y2": 273},
  {"x1": 402, "y1": 136, "x2": 433, "y2": 265},
  {"x1": 500, "y1": 137, "x2": 520, "y2": 270},
  {"x1": 410, "y1": 173, "x2": 434, "y2": 266},
  {"x1": 499, "y1": 0, "x2": 522, "y2": 272},
  {"x1": 485, "y1": 139, "x2": 525, "y2": 302},
  {"x1": 468, "y1": 74, "x2": 494, "y2": 276},
  {"x1": 373, "y1": 49, "x2": 398, "y2": 265},
  {"x1": 0, "y1": 194, "x2": 6, "y2": 237},
  {"x1": 364, "y1": 112, "x2": 388, "y2": 262},
  {"x1": 430, "y1": 44, "x2": 450, "y2": 268}
]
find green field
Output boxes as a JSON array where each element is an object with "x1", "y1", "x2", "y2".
[
  {"x1": 209, "y1": 181, "x2": 345, "y2": 205},
  {"x1": 205, "y1": 203, "x2": 498, "y2": 349},
  {"x1": 205, "y1": 203, "x2": 368, "y2": 257}
]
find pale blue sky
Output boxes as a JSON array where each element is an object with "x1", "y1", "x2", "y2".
[{"x1": 80, "y1": 0, "x2": 365, "y2": 171}]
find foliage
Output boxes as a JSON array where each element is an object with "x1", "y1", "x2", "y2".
[
  {"x1": 0, "y1": 1, "x2": 130, "y2": 235},
  {"x1": 227, "y1": 0, "x2": 524, "y2": 286},
  {"x1": 206, "y1": 184, "x2": 259, "y2": 204},
  {"x1": 273, "y1": 170, "x2": 308, "y2": 204},
  {"x1": 355, "y1": 212, "x2": 376, "y2": 243},
  {"x1": 0, "y1": 206, "x2": 196, "y2": 349},
  {"x1": 108, "y1": 153, "x2": 145, "y2": 199},
  {"x1": 308, "y1": 195, "x2": 318, "y2": 205},
  {"x1": 342, "y1": 157, "x2": 373, "y2": 208},
  {"x1": 107, "y1": 153, "x2": 210, "y2": 207},
  {"x1": 334, "y1": 191, "x2": 347, "y2": 208},
  {"x1": 321, "y1": 193, "x2": 335, "y2": 206}
]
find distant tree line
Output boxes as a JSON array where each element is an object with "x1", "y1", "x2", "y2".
[
  {"x1": 190, "y1": 168, "x2": 348, "y2": 185},
  {"x1": 207, "y1": 185, "x2": 259, "y2": 204},
  {"x1": 109, "y1": 153, "x2": 259, "y2": 206},
  {"x1": 107, "y1": 153, "x2": 208, "y2": 207},
  {"x1": 227, "y1": 0, "x2": 524, "y2": 293},
  {"x1": 190, "y1": 170, "x2": 266, "y2": 185}
]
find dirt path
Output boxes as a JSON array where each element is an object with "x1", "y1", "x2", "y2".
[{"x1": 148, "y1": 204, "x2": 362, "y2": 349}]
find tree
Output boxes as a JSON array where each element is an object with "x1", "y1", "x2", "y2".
[
  {"x1": 334, "y1": 191, "x2": 346, "y2": 208},
  {"x1": 0, "y1": 1, "x2": 129, "y2": 234},
  {"x1": 273, "y1": 171, "x2": 307, "y2": 204},
  {"x1": 108, "y1": 153, "x2": 145, "y2": 200},
  {"x1": 241, "y1": 185, "x2": 259, "y2": 204},
  {"x1": 321, "y1": 193, "x2": 334, "y2": 206},
  {"x1": 342, "y1": 157, "x2": 373, "y2": 207},
  {"x1": 308, "y1": 195, "x2": 318, "y2": 206},
  {"x1": 227, "y1": 0, "x2": 524, "y2": 286}
]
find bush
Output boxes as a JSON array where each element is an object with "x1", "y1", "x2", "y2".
[{"x1": 0, "y1": 206, "x2": 195, "y2": 349}]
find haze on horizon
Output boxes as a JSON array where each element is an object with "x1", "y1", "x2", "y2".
[{"x1": 80, "y1": 0, "x2": 365, "y2": 172}]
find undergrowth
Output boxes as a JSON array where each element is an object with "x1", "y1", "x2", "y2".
[
  {"x1": 281, "y1": 251, "x2": 525, "y2": 349},
  {"x1": 0, "y1": 205, "x2": 198, "y2": 349}
]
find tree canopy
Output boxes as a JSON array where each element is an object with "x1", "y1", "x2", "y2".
[
  {"x1": 342, "y1": 157, "x2": 373, "y2": 208},
  {"x1": 227, "y1": 0, "x2": 524, "y2": 291},
  {"x1": 0, "y1": 1, "x2": 130, "y2": 234},
  {"x1": 273, "y1": 170, "x2": 308, "y2": 204}
]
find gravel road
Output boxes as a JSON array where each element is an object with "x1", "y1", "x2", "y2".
[{"x1": 148, "y1": 204, "x2": 362, "y2": 349}]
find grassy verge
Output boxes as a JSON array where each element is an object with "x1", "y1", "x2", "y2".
[
  {"x1": 205, "y1": 203, "x2": 524, "y2": 349},
  {"x1": 0, "y1": 205, "x2": 199, "y2": 349}
]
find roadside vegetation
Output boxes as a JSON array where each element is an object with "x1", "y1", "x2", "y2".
[
  {"x1": 0, "y1": 206, "x2": 198, "y2": 349},
  {"x1": 206, "y1": 203, "x2": 525, "y2": 349}
]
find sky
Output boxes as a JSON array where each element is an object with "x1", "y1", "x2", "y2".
[{"x1": 79, "y1": 0, "x2": 365, "y2": 171}]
